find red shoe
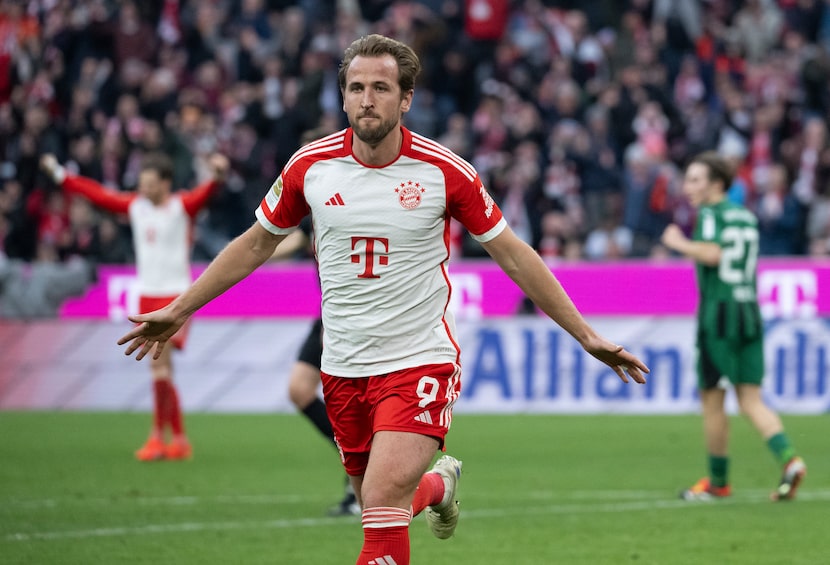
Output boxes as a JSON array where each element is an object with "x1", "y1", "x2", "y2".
[
  {"x1": 771, "y1": 456, "x2": 806, "y2": 501},
  {"x1": 135, "y1": 437, "x2": 166, "y2": 462},
  {"x1": 164, "y1": 438, "x2": 192, "y2": 461},
  {"x1": 680, "y1": 477, "x2": 731, "y2": 500}
]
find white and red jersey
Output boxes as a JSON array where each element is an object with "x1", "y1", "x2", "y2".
[
  {"x1": 256, "y1": 127, "x2": 506, "y2": 377},
  {"x1": 61, "y1": 175, "x2": 217, "y2": 297}
]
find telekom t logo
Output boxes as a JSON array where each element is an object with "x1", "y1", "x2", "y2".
[
  {"x1": 758, "y1": 270, "x2": 817, "y2": 319},
  {"x1": 351, "y1": 236, "x2": 389, "y2": 278},
  {"x1": 107, "y1": 275, "x2": 140, "y2": 321}
]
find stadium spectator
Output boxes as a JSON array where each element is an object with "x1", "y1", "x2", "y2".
[
  {"x1": 732, "y1": 0, "x2": 785, "y2": 63},
  {"x1": 583, "y1": 193, "x2": 633, "y2": 261},
  {"x1": 88, "y1": 0, "x2": 160, "y2": 69},
  {"x1": 95, "y1": 215, "x2": 134, "y2": 265},
  {"x1": 754, "y1": 162, "x2": 808, "y2": 255},
  {"x1": 661, "y1": 151, "x2": 807, "y2": 502},
  {"x1": 650, "y1": 0, "x2": 703, "y2": 83},
  {"x1": 0, "y1": 246, "x2": 96, "y2": 319},
  {"x1": 2, "y1": 0, "x2": 828, "y2": 268},
  {"x1": 39, "y1": 150, "x2": 230, "y2": 463},
  {"x1": 807, "y1": 180, "x2": 830, "y2": 256},
  {"x1": 622, "y1": 142, "x2": 664, "y2": 256},
  {"x1": 0, "y1": 176, "x2": 34, "y2": 260},
  {"x1": 117, "y1": 34, "x2": 649, "y2": 565},
  {"x1": 568, "y1": 103, "x2": 624, "y2": 231},
  {"x1": 0, "y1": 1, "x2": 41, "y2": 105},
  {"x1": 782, "y1": 115, "x2": 828, "y2": 206}
]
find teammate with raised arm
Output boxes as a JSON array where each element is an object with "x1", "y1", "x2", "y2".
[
  {"x1": 41, "y1": 151, "x2": 229, "y2": 461},
  {"x1": 118, "y1": 35, "x2": 648, "y2": 564}
]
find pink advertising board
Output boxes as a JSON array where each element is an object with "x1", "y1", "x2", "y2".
[{"x1": 59, "y1": 258, "x2": 830, "y2": 320}]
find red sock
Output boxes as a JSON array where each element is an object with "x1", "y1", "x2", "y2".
[
  {"x1": 151, "y1": 380, "x2": 167, "y2": 437},
  {"x1": 357, "y1": 507, "x2": 411, "y2": 565},
  {"x1": 161, "y1": 380, "x2": 185, "y2": 436},
  {"x1": 410, "y1": 472, "x2": 445, "y2": 517}
]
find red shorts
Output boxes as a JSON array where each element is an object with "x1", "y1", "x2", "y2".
[
  {"x1": 138, "y1": 295, "x2": 191, "y2": 350},
  {"x1": 321, "y1": 363, "x2": 461, "y2": 476}
]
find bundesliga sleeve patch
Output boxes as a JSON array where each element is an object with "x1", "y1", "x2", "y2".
[{"x1": 265, "y1": 176, "x2": 283, "y2": 212}]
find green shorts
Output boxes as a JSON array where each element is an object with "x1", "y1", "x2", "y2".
[{"x1": 697, "y1": 329, "x2": 764, "y2": 389}]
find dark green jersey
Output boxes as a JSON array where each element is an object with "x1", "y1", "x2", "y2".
[{"x1": 694, "y1": 200, "x2": 763, "y2": 342}]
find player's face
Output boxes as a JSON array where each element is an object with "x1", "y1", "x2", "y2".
[
  {"x1": 682, "y1": 162, "x2": 716, "y2": 207},
  {"x1": 138, "y1": 169, "x2": 171, "y2": 205},
  {"x1": 342, "y1": 54, "x2": 412, "y2": 146}
]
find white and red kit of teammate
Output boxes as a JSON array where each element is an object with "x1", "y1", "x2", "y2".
[
  {"x1": 60, "y1": 175, "x2": 219, "y2": 347},
  {"x1": 256, "y1": 126, "x2": 507, "y2": 378}
]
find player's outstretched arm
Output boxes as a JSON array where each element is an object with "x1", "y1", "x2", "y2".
[
  {"x1": 481, "y1": 227, "x2": 649, "y2": 384},
  {"x1": 661, "y1": 224, "x2": 721, "y2": 266},
  {"x1": 118, "y1": 222, "x2": 285, "y2": 360},
  {"x1": 118, "y1": 304, "x2": 187, "y2": 361}
]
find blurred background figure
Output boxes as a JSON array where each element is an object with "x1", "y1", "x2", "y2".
[
  {"x1": 0, "y1": 246, "x2": 96, "y2": 319},
  {"x1": 39, "y1": 151, "x2": 229, "y2": 463}
]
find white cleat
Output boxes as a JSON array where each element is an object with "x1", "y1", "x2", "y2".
[
  {"x1": 771, "y1": 456, "x2": 806, "y2": 501},
  {"x1": 425, "y1": 455, "x2": 462, "y2": 539}
]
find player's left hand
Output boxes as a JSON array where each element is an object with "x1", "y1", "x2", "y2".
[
  {"x1": 583, "y1": 337, "x2": 649, "y2": 384},
  {"x1": 208, "y1": 153, "x2": 231, "y2": 182}
]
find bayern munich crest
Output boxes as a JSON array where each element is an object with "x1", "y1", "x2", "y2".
[{"x1": 395, "y1": 180, "x2": 425, "y2": 209}]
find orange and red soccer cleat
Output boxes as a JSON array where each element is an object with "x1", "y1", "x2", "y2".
[
  {"x1": 680, "y1": 477, "x2": 731, "y2": 501},
  {"x1": 135, "y1": 437, "x2": 166, "y2": 462},
  {"x1": 164, "y1": 438, "x2": 193, "y2": 461}
]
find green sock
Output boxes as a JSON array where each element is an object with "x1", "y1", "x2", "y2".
[
  {"x1": 767, "y1": 433, "x2": 796, "y2": 465},
  {"x1": 709, "y1": 455, "x2": 729, "y2": 488}
]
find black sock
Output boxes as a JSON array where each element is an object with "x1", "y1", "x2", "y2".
[{"x1": 301, "y1": 397, "x2": 335, "y2": 445}]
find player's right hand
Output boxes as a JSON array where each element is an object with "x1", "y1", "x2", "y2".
[{"x1": 39, "y1": 154, "x2": 64, "y2": 183}]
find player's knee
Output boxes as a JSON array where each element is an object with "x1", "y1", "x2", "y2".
[
  {"x1": 735, "y1": 385, "x2": 762, "y2": 413},
  {"x1": 287, "y1": 376, "x2": 315, "y2": 408},
  {"x1": 151, "y1": 369, "x2": 172, "y2": 381},
  {"x1": 361, "y1": 477, "x2": 416, "y2": 510},
  {"x1": 150, "y1": 360, "x2": 172, "y2": 378}
]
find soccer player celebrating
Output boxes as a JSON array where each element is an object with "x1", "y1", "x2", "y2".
[
  {"x1": 118, "y1": 34, "x2": 648, "y2": 564},
  {"x1": 41, "y1": 151, "x2": 229, "y2": 462},
  {"x1": 662, "y1": 151, "x2": 807, "y2": 501}
]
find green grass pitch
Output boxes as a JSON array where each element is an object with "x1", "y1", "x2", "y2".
[{"x1": 1, "y1": 411, "x2": 827, "y2": 564}]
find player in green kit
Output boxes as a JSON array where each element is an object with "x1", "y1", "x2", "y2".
[{"x1": 661, "y1": 151, "x2": 806, "y2": 502}]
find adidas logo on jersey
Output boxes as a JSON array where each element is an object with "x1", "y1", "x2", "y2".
[
  {"x1": 368, "y1": 556, "x2": 398, "y2": 565},
  {"x1": 414, "y1": 411, "x2": 433, "y2": 424},
  {"x1": 325, "y1": 193, "x2": 345, "y2": 206}
]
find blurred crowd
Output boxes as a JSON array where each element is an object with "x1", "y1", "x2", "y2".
[{"x1": 2, "y1": 0, "x2": 830, "y2": 286}]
